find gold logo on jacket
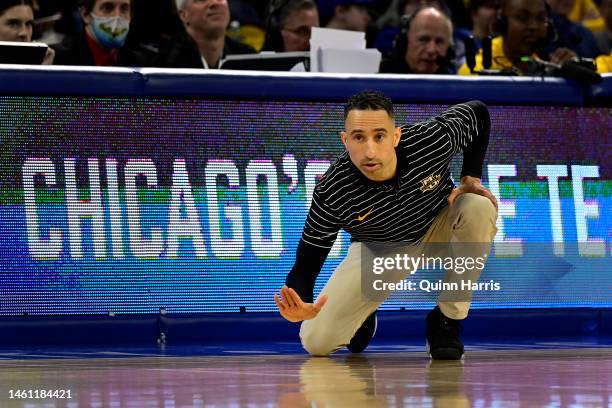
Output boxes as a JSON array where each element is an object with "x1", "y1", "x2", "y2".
[
  {"x1": 420, "y1": 174, "x2": 441, "y2": 192},
  {"x1": 356, "y1": 207, "x2": 374, "y2": 222}
]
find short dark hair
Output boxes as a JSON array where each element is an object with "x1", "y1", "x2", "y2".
[
  {"x1": 276, "y1": 0, "x2": 317, "y2": 28},
  {"x1": 344, "y1": 90, "x2": 394, "y2": 120},
  {"x1": 79, "y1": 0, "x2": 134, "y2": 14},
  {"x1": 0, "y1": 0, "x2": 34, "y2": 16}
]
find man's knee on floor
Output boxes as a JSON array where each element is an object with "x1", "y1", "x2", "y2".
[{"x1": 300, "y1": 329, "x2": 340, "y2": 356}]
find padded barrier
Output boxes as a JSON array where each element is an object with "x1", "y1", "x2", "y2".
[
  {"x1": 138, "y1": 70, "x2": 586, "y2": 105},
  {"x1": 0, "y1": 65, "x2": 143, "y2": 96},
  {"x1": 2, "y1": 66, "x2": 611, "y2": 105},
  {"x1": 601, "y1": 308, "x2": 612, "y2": 335},
  {"x1": 0, "y1": 315, "x2": 158, "y2": 345},
  {"x1": 1, "y1": 309, "x2": 610, "y2": 345},
  {"x1": 586, "y1": 73, "x2": 612, "y2": 105}
]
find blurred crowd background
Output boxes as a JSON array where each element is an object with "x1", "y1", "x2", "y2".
[{"x1": 0, "y1": 0, "x2": 611, "y2": 73}]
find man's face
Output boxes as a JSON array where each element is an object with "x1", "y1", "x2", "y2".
[
  {"x1": 547, "y1": 0, "x2": 574, "y2": 17},
  {"x1": 503, "y1": 0, "x2": 549, "y2": 57},
  {"x1": 341, "y1": 109, "x2": 401, "y2": 182},
  {"x1": 405, "y1": 9, "x2": 451, "y2": 74},
  {"x1": 337, "y1": 4, "x2": 370, "y2": 32},
  {"x1": 281, "y1": 8, "x2": 319, "y2": 51},
  {"x1": 0, "y1": 5, "x2": 33, "y2": 42},
  {"x1": 83, "y1": 0, "x2": 131, "y2": 24},
  {"x1": 600, "y1": 0, "x2": 612, "y2": 31},
  {"x1": 179, "y1": 0, "x2": 230, "y2": 36}
]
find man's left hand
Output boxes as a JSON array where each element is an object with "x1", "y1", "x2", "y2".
[{"x1": 447, "y1": 176, "x2": 498, "y2": 210}]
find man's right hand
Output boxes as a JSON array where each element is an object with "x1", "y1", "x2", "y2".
[{"x1": 274, "y1": 285, "x2": 328, "y2": 323}]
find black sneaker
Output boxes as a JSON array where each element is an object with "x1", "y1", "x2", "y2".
[
  {"x1": 425, "y1": 306, "x2": 464, "y2": 360},
  {"x1": 347, "y1": 311, "x2": 377, "y2": 353}
]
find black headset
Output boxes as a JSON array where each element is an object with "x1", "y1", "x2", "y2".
[
  {"x1": 495, "y1": 2, "x2": 558, "y2": 43},
  {"x1": 391, "y1": 5, "x2": 456, "y2": 74}
]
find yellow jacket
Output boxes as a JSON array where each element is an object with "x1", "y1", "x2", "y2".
[
  {"x1": 458, "y1": 36, "x2": 514, "y2": 75},
  {"x1": 596, "y1": 53, "x2": 612, "y2": 73},
  {"x1": 459, "y1": 35, "x2": 611, "y2": 74},
  {"x1": 569, "y1": 0, "x2": 605, "y2": 33}
]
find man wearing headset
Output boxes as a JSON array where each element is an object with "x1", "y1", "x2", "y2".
[
  {"x1": 379, "y1": 6, "x2": 456, "y2": 74},
  {"x1": 459, "y1": 0, "x2": 576, "y2": 74}
]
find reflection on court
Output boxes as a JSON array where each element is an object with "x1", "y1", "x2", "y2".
[{"x1": 0, "y1": 348, "x2": 610, "y2": 407}]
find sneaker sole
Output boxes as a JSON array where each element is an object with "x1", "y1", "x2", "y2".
[{"x1": 426, "y1": 341, "x2": 464, "y2": 360}]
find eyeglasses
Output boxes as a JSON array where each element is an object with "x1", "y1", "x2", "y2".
[{"x1": 281, "y1": 25, "x2": 312, "y2": 38}]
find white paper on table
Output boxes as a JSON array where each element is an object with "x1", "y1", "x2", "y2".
[
  {"x1": 319, "y1": 48, "x2": 382, "y2": 73},
  {"x1": 309, "y1": 27, "x2": 366, "y2": 72}
]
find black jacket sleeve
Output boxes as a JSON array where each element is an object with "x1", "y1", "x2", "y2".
[
  {"x1": 285, "y1": 240, "x2": 331, "y2": 303},
  {"x1": 460, "y1": 100, "x2": 490, "y2": 179},
  {"x1": 285, "y1": 186, "x2": 341, "y2": 303}
]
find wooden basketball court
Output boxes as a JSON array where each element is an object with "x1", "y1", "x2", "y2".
[{"x1": 1, "y1": 345, "x2": 610, "y2": 407}]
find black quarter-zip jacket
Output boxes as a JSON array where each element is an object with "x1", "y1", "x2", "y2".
[{"x1": 287, "y1": 101, "x2": 491, "y2": 303}]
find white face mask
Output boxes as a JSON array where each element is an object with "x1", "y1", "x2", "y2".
[{"x1": 90, "y1": 13, "x2": 130, "y2": 49}]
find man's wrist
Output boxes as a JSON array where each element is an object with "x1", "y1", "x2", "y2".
[{"x1": 460, "y1": 175, "x2": 481, "y2": 185}]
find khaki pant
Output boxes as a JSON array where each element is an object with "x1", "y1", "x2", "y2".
[{"x1": 300, "y1": 193, "x2": 498, "y2": 356}]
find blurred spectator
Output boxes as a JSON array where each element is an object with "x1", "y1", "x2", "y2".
[
  {"x1": 380, "y1": 6, "x2": 455, "y2": 73},
  {"x1": 453, "y1": 0, "x2": 500, "y2": 70},
  {"x1": 595, "y1": 50, "x2": 611, "y2": 70},
  {"x1": 469, "y1": 0, "x2": 500, "y2": 42},
  {"x1": 545, "y1": 0, "x2": 601, "y2": 58},
  {"x1": 595, "y1": 0, "x2": 612, "y2": 52},
  {"x1": 1, "y1": 0, "x2": 34, "y2": 42},
  {"x1": 374, "y1": 1, "x2": 470, "y2": 63},
  {"x1": 262, "y1": 0, "x2": 319, "y2": 52},
  {"x1": 459, "y1": 0, "x2": 577, "y2": 75},
  {"x1": 154, "y1": 0, "x2": 254, "y2": 68},
  {"x1": 374, "y1": 0, "x2": 470, "y2": 29},
  {"x1": 0, "y1": 0, "x2": 54, "y2": 64},
  {"x1": 318, "y1": 0, "x2": 373, "y2": 32},
  {"x1": 53, "y1": 0, "x2": 150, "y2": 66}
]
